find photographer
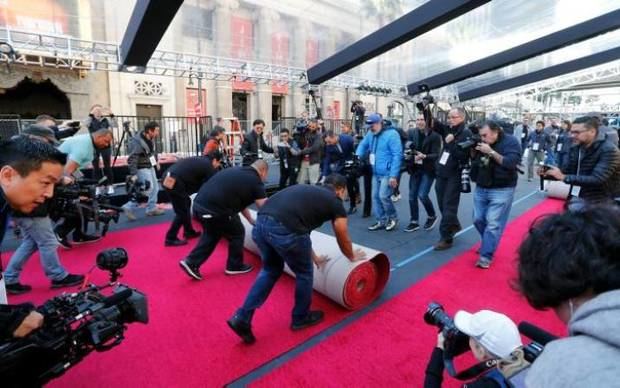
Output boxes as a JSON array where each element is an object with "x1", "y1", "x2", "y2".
[
  {"x1": 433, "y1": 108, "x2": 473, "y2": 250},
  {"x1": 541, "y1": 116, "x2": 620, "y2": 203},
  {"x1": 203, "y1": 127, "x2": 226, "y2": 156},
  {"x1": 351, "y1": 100, "x2": 366, "y2": 135},
  {"x1": 525, "y1": 121, "x2": 551, "y2": 182},
  {"x1": 404, "y1": 114, "x2": 441, "y2": 233},
  {"x1": 470, "y1": 121, "x2": 522, "y2": 269},
  {"x1": 297, "y1": 119, "x2": 323, "y2": 185},
  {"x1": 4, "y1": 127, "x2": 84, "y2": 294},
  {"x1": 424, "y1": 309, "x2": 523, "y2": 388},
  {"x1": 240, "y1": 119, "x2": 274, "y2": 166},
  {"x1": 276, "y1": 128, "x2": 301, "y2": 190},
  {"x1": 0, "y1": 137, "x2": 67, "y2": 340},
  {"x1": 121, "y1": 121, "x2": 165, "y2": 220},
  {"x1": 321, "y1": 130, "x2": 357, "y2": 214},
  {"x1": 55, "y1": 128, "x2": 114, "y2": 248},
  {"x1": 356, "y1": 113, "x2": 403, "y2": 231},
  {"x1": 517, "y1": 205, "x2": 620, "y2": 388},
  {"x1": 162, "y1": 151, "x2": 223, "y2": 247},
  {"x1": 34, "y1": 114, "x2": 80, "y2": 141},
  {"x1": 85, "y1": 105, "x2": 117, "y2": 195}
]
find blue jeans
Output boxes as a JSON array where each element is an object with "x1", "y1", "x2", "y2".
[
  {"x1": 237, "y1": 215, "x2": 313, "y2": 324},
  {"x1": 4, "y1": 217, "x2": 68, "y2": 284},
  {"x1": 408, "y1": 170, "x2": 436, "y2": 222},
  {"x1": 124, "y1": 167, "x2": 159, "y2": 212},
  {"x1": 372, "y1": 175, "x2": 397, "y2": 224},
  {"x1": 473, "y1": 186, "x2": 516, "y2": 260}
]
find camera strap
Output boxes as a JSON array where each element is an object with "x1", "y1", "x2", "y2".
[{"x1": 444, "y1": 357, "x2": 498, "y2": 380}]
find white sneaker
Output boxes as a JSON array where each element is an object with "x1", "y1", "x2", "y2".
[
  {"x1": 390, "y1": 193, "x2": 401, "y2": 202},
  {"x1": 106, "y1": 185, "x2": 115, "y2": 195},
  {"x1": 95, "y1": 187, "x2": 102, "y2": 196}
]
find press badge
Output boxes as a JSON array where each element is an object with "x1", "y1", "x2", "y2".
[
  {"x1": 556, "y1": 143, "x2": 563, "y2": 152},
  {"x1": 521, "y1": 132, "x2": 526, "y2": 139},
  {"x1": 439, "y1": 151, "x2": 450, "y2": 165},
  {"x1": 532, "y1": 143, "x2": 540, "y2": 151},
  {"x1": 149, "y1": 155, "x2": 157, "y2": 167},
  {"x1": 369, "y1": 153, "x2": 376, "y2": 166}
]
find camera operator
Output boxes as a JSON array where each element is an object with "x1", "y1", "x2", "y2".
[
  {"x1": 203, "y1": 127, "x2": 226, "y2": 156},
  {"x1": 121, "y1": 121, "x2": 165, "y2": 220},
  {"x1": 4, "y1": 127, "x2": 85, "y2": 294},
  {"x1": 276, "y1": 128, "x2": 301, "y2": 190},
  {"x1": 321, "y1": 130, "x2": 358, "y2": 214},
  {"x1": 162, "y1": 151, "x2": 223, "y2": 247},
  {"x1": 433, "y1": 108, "x2": 473, "y2": 250},
  {"x1": 240, "y1": 119, "x2": 274, "y2": 166},
  {"x1": 54, "y1": 128, "x2": 114, "y2": 248},
  {"x1": 85, "y1": 104, "x2": 117, "y2": 196},
  {"x1": 525, "y1": 121, "x2": 551, "y2": 182},
  {"x1": 351, "y1": 100, "x2": 366, "y2": 135},
  {"x1": 34, "y1": 114, "x2": 80, "y2": 141},
  {"x1": 356, "y1": 113, "x2": 403, "y2": 231},
  {"x1": 404, "y1": 114, "x2": 441, "y2": 233},
  {"x1": 179, "y1": 161, "x2": 269, "y2": 280},
  {"x1": 424, "y1": 309, "x2": 524, "y2": 388},
  {"x1": 540, "y1": 116, "x2": 620, "y2": 203},
  {"x1": 297, "y1": 119, "x2": 323, "y2": 185},
  {"x1": 470, "y1": 121, "x2": 522, "y2": 269},
  {"x1": 517, "y1": 205, "x2": 620, "y2": 388},
  {"x1": 227, "y1": 174, "x2": 366, "y2": 343},
  {"x1": 0, "y1": 137, "x2": 67, "y2": 340}
]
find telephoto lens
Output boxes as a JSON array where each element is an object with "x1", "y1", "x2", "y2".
[
  {"x1": 461, "y1": 166, "x2": 472, "y2": 193},
  {"x1": 96, "y1": 248, "x2": 129, "y2": 272}
]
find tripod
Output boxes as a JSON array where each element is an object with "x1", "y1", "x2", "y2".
[{"x1": 112, "y1": 121, "x2": 133, "y2": 167}]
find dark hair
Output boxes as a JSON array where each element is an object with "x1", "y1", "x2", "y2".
[
  {"x1": 35, "y1": 114, "x2": 56, "y2": 124},
  {"x1": 324, "y1": 173, "x2": 347, "y2": 190},
  {"x1": 206, "y1": 150, "x2": 223, "y2": 161},
  {"x1": 280, "y1": 128, "x2": 290, "y2": 134},
  {"x1": 572, "y1": 116, "x2": 599, "y2": 131},
  {"x1": 325, "y1": 130, "x2": 336, "y2": 138},
  {"x1": 602, "y1": 118, "x2": 609, "y2": 126},
  {"x1": 0, "y1": 136, "x2": 67, "y2": 177},
  {"x1": 210, "y1": 127, "x2": 225, "y2": 138},
  {"x1": 516, "y1": 205, "x2": 620, "y2": 309},
  {"x1": 253, "y1": 119, "x2": 265, "y2": 127},
  {"x1": 483, "y1": 120, "x2": 503, "y2": 133},
  {"x1": 144, "y1": 121, "x2": 160, "y2": 132},
  {"x1": 562, "y1": 120, "x2": 572, "y2": 130},
  {"x1": 536, "y1": 120, "x2": 545, "y2": 127}
]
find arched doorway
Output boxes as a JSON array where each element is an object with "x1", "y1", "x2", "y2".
[{"x1": 0, "y1": 77, "x2": 71, "y2": 119}]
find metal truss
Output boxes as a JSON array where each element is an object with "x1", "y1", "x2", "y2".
[{"x1": 0, "y1": 27, "x2": 404, "y2": 92}]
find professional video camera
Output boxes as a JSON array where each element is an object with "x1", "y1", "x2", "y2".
[
  {"x1": 125, "y1": 176, "x2": 151, "y2": 204},
  {"x1": 0, "y1": 248, "x2": 148, "y2": 387},
  {"x1": 457, "y1": 134, "x2": 483, "y2": 151},
  {"x1": 342, "y1": 155, "x2": 364, "y2": 179}
]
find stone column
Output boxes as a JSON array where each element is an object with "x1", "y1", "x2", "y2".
[{"x1": 254, "y1": 8, "x2": 279, "y2": 130}]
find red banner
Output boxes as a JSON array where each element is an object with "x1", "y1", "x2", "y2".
[
  {"x1": 306, "y1": 39, "x2": 319, "y2": 67},
  {"x1": 272, "y1": 83, "x2": 289, "y2": 95},
  {"x1": 185, "y1": 88, "x2": 207, "y2": 117},
  {"x1": 231, "y1": 16, "x2": 253, "y2": 59},
  {"x1": 0, "y1": 0, "x2": 68, "y2": 34},
  {"x1": 332, "y1": 100, "x2": 341, "y2": 119},
  {"x1": 272, "y1": 32, "x2": 289, "y2": 66}
]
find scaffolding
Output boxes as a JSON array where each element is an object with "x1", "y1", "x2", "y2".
[{"x1": 0, "y1": 27, "x2": 404, "y2": 93}]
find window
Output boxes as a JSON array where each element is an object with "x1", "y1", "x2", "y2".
[{"x1": 182, "y1": 5, "x2": 213, "y2": 40}]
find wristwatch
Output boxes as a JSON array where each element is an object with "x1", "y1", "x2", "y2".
[{"x1": 489, "y1": 151, "x2": 496, "y2": 157}]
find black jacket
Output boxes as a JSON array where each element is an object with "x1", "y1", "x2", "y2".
[
  {"x1": 434, "y1": 122, "x2": 473, "y2": 178},
  {"x1": 240, "y1": 131, "x2": 273, "y2": 166},
  {"x1": 471, "y1": 133, "x2": 522, "y2": 188},
  {"x1": 562, "y1": 136, "x2": 620, "y2": 202},
  {"x1": 407, "y1": 128, "x2": 442, "y2": 175},
  {"x1": 299, "y1": 131, "x2": 323, "y2": 165},
  {"x1": 127, "y1": 131, "x2": 157, "y2": 175},
  {"x1": 85, "y1": 115, "x2": 115, "y2": 133}
]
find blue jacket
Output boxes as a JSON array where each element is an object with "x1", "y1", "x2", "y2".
[
  {"x1": 527, "y1": 130, "x2": 552, "y2": 152},
  {"x1": 321, "y1": 134, "x2": 355, "y2": 175},
  {"x1": 356, "y1": 126, "x2": 402, "y2": 177}
]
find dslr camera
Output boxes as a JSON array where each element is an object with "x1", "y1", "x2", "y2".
[{"x1": 457, "y1": 134, "x2": 482, "y2": 151}]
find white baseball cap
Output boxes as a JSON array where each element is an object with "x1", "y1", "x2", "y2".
[{"x1": 454, "y1": 310, "x2": 522, "y2": 359}]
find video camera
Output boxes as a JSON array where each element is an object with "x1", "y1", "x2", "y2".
[
  {"x1": 342, "y1": 155, "x2": 364, "y2": 179},
  {"x1": 457, "y1": 134, "x2": 483, "y2": 151},
  {"x1": 125, "y1": 176, "x2": 151, "y2": 204},
  {"x1": 0, "y1": 248, "x2": 148, "y2": 387}
]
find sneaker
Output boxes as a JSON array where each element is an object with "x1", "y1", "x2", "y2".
[
  {"x1": 55, "y1": 233, "x2": 72, "y2": 249},
  {"x1": 368, "y1": 222, "x2": 384, "y2": 231},
  {"x1": 291, "y1": 310, "x2": 325, "y2": 331},
  {"x1": 5, "y1": 282, "x2": 32, "y2": 295},
  {"x1": 179, "y1": 260, "x2": 203, "y2": 280},
  {"x1": 146, "y1": 208, "x2": 165, "y2": 217},
  {"x1": 51, "y1": 274, "x2": 85, "y2": 289},
  {"x1": 476, "y1": 257, "x2": 492, "y2": 269},
  {"x1": 225, "y1": 264, "x2": 254, "y2": 275},
  {"x1": 227, "y1": 314, "x2": 256, "y2": 344},
  {"x1": 385, "y1": 219, "x2": 398, "y2": 231},
  {"x1": 106, "y1": 185, "x2": 115, "y2": 195},
  {"x1": 404, "y1": 222, "x2": 420, "y2": 233},
  {"x1": 122, "y1": 205, "x2": 136, "y2": 221},
  {"x1": 433, "y1": 240, "x2": 453, "y2": 251},
  {"x1": 184, "y1": 230, "x2": 201, "y2": 239},
  {"x1": 390, "y1": 193, "x2": 401, "y2": 202},
  {"x1": 73, "y1": 234, "x2": 102, "y2": 245},
  {"x1": 95, "y1": 186, "x2": 103, "y2": 196},
  {"x1": 362, "y1": 211, "x2": 371, "y2": 218},
  {"x1": 165, "y1": 238, "x2": 188, "y2": 247},
  {"x1": 423, "y1": 216, "x2": 439, "y2": 231},
  {"x1": 528, "y1": 178, "x2": 533, "y2": 182},
  {"x1": 348, "y1": 207, "x2": 357, "y2": 215}
]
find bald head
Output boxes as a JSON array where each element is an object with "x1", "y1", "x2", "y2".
[{"x1": 251, "y1": 160, "x2": 269, "y2": 181}]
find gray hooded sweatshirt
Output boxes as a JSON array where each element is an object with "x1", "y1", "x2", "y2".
[{"x1": 525, "y1": 290, "x2": 620, "y2": 388}]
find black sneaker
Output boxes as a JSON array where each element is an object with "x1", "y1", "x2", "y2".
[
  {"x1": 404, "y1": 222, "x2": 420, "y2": 233},
  {"x1": 51, "y1": 274, "x2": 85, "y2": 289},
  {"x1": 55, "y1": 233, "x2": 72, "y2": 249},
  {"x1": 165, "y1": 238, "x2": 188, "y2": 247},
  {"x1": 291, "y1": 310, "x2": 325, "y2": 331},
  {"x1": 184, "y1": 230, "x2": 201, "y2": 239},
  {"x1": 423, "y1": 216, "x2": 439, "y2": 231},
  {"x1": 227, "y1": 314, "x2": 256, "y2": 344},
  {"x1": 225, "y1": 264, "x2": 254, "y2": 275},
  {"x1": 368, "y1": 222, "x2": 384, "y2": 231},
  {"x1": 72, "y1": 234, "x2": 102, "y2": 245},
  {"x1": 348, "y1": 207, "x2": 357, "y2": 215},
  {"x1": 6, "y1": 282, "x2": 32, "y2": 295},
  {"x1": 179, "y1": 260, "x2": 203, "y2": 280}
]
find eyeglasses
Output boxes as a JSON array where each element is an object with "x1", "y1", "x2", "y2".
[{"x1": 570, "y1": 129, "x2": 589, "y2": 135}]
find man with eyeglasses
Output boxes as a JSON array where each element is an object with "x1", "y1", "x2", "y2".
[{"x1": 541, "y1": 116, "x2": 620, "y2": 203}]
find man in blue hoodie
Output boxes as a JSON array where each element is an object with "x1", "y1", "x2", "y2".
[{"x1": 356, "y1": 113, "x2": 403, "y2": 231}]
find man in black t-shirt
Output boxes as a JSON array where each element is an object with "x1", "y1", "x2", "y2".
[
  {"x1": 163, "y1": 151, "x2": 223, "y2": 246},
  {"x1": 227, "y1": 174, "x2": 366, "y2": 344},
  {"x1": 179, "y1": 161, "x2": 269, "y2": 279}
]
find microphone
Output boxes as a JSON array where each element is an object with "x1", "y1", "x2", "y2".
[
  {"x1": 102, "y1": 288, "x2": 133, "y2": 308},
  {"x1": 518, "y1": 321, "x2": 559, "y2": 346}
]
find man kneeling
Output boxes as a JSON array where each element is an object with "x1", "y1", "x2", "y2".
[{"x1": 227, "y1": 174, "x2": 366, "y2": 343}]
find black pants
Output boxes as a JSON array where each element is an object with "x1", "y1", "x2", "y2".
[
  {"x1": 279, "y1": 164, "x2": 298, "y2": 190},
  {"x1": 165, "y1": 184, "x2": 196, "y2": 241},
  {"x1": 346, "y1": 175, "x2": 359, "y2": 210},
  {"x1": 92, "y1": 146, "x2": 114, "y2": 185},
  {"x1": 55, "y1": 214, "x2": 87, "y2": 240},
  {"x1": 362, "y1": 166, "x2": 372, "y2": 215},
  {"x1": 435, "y1": 174, "x2": 462, "y2": 242},
  {"x1": 185, "y1": 209, "x2": 245, "y2": 270}
]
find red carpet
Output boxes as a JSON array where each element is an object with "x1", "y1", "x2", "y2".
[
  {"x1": 3, "y1": 222, "x2": 349, "y2": 387},
  {"x1": 252, "y1": 199, "x2": 567, "y2": 388}
]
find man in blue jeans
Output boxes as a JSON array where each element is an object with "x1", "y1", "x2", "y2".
[
  {"x1": 227, "y1": 174, "x2": 366, "y2": 343},
  {"x1": 355, "y1": 113, "x2": 402, "y2": 231},
  {"x1": 470, "y1": 121, "x2": 522, "y2": 269}
]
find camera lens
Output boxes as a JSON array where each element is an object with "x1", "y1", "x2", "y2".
[{"x1": 96, "y1": 248, "x2": 128, "y2": 272}]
